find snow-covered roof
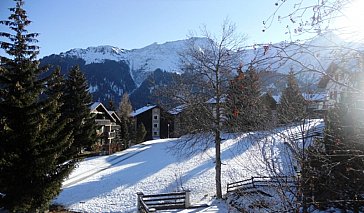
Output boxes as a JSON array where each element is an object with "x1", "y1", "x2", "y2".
[
  {"x1": 272, "y1": 93, "x2": 327, "y2": 104},
  {"x1": 272, "y1": 95, "x2": 281, "y2": 103},
  {"x1": 302, "y1": 93, "x2": 327, "y2": 101},
  {"x1": 90, "y1": 102, "x2": 116, "y2": 122},
  {"x1": 90, "y1": 102, "x2": 102, "y2": 112},
  {"x1": 108, "y1": 110, "x2": 121, "y2": 122},
  {"x1": 206, "y1": 95, "x2": 227, "y2": 104},
  {"x1": 168, "y1": 104, "x2": 187, "y2": 115},
  {"x1": 130, "y1": 105, "x2": 157, "y2": 117}
]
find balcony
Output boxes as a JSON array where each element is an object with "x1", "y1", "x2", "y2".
[
  {"x1": 95, "y1": 119, "x2": 112, "y2": 126},
  {"x1": 105, "y1": 131, "x2": 117, "y2": 139}
]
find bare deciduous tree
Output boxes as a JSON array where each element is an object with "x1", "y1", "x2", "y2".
[
  {"x1": 165, "y1": 20, "x2": 246, "y2": 199},
  {"x1": 224, "y1": 1, "x2": 364, "y2": 211}
]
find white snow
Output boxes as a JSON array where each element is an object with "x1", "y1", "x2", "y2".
[
  {"x1": 130, "y1": 105, "x2": 157, "y2": 117},
  {"x1": 54, "y1": 119, "x2": 324, "y2": 212},
  {"x1": 302, "y1": 93, "x2": 327, "y2": 101},
  {"x1": 88, "y1": 84, "x2": 98, "y2": 93},
  {"x1": 62, "y1": 45, "x2": 127, "y2": 65}
]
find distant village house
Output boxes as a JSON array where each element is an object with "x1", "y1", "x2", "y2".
[
  {"x1": 90, "y1": 102, "x2": 122, "y2": 155},
  {"x1": 130, "y1": 105, "x2": 173, "y2": 141}
]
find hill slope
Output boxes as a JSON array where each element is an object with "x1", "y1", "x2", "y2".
[{"x1": 54, "y1": 120, "x2": 323, "y2": 212}]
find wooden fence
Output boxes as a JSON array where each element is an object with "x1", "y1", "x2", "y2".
[
  {"x1": 227, "y1": 176, "x2": 297, "y2": 193},
  {"x1": 137, "y1": 190, "x2": 190, "y2": 213}
]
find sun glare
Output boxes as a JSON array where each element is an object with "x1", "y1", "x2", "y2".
[{"x1": 336, "y1": 0, "x2": 364, "y2": 42}]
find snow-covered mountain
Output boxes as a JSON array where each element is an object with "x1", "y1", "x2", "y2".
[
  {"x1": 41, "y1": 32, "x2": 362, "y2": 108},
  {"x1": 61, "y1": 38, "x2": 209, "y2": 87},
  {"x1": 61, "y1": 45, "x2": 127, "y2": 64},
  {"x1": 61, "y1": 32, "x2": 360, "y2": 85}
]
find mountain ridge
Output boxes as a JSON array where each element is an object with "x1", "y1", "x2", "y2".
[{"x1": 40, "y1": 33, "x2": 361, "y2": 108}]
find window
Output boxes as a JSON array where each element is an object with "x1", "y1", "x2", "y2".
[
  {"x1": 153, "y1": 131, "x2": 158, "y2": 136},
  {"x1": 154, "y1": 115, "x2": 158, "y2": 120},
  {"x1": 154, "y1": 124, "x2": 158, "y2": 128}
]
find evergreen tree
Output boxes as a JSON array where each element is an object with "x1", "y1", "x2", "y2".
[
  {"x1": 118, "y1": 93, "x2": 134, "y2": 149},
  {"x1": 226, "y1": 66, "x2": 267, "y2": 131},
  {"x1": 62, "y1": 65, "x2": 96, "y2": 157},
  {"x1": 118, "y1": 93, "x2": 133, "y2": 118},
  {"x1": 119, "y1": 117, "x2": 130, "y2": 149},
  {"x1": 0, "y1": 1, "x2": 74, "y2": 211},
  {"x1": 277, "y1": 70, "x2": 306, "y2": 124},
  {"x1": 135, "y1": 123, "x2": 147, "y2": 144},
  {"x1": 260, "y1": 92, "x2": 276, "y2": 124}
]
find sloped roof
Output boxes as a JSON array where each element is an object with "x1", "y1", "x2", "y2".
[
  {"x1": 168, "y1": 104, "x2": 187, "y2": 115},
  {"x1": 90, "y1": 102, "x2": 116, "y2": 122},
  {"x1": 302, "y1": 93, "x2": 327, "y2": 101},
  {"x1": 272, "y1": 95, "x2": 281, "y2": 103},
  {"x1": 90, "y1": 102, "x2": 103, "y2": 112},
  {"x1": 130, "y1": 105, "x2": 157, "y2": 117},
  {"x1": 206, "y1": 95, "x2": 227, "y2": 104},
  {"x1": 273, "y1": 93, "x2": 327, "y2": 104},
  {"x1": 109, "y1": 110, "x2": 121, "y2": 123}
]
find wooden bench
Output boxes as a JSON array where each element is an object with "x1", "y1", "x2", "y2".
[{"x1": 137, "y1": 190, "x2": 190, "y2": 212}]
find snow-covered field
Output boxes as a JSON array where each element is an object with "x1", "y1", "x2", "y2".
[{"x1": 54, "y1": 120, "x2": 324, "y2": 212}]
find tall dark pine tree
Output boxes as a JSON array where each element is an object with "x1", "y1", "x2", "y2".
[
  {"x1": 226, "y1": 66, "x2": 267, "y2": 131},
  {"x1": 135, "y1": 123, "x2": 147, "y2": 144},
  {"x1": 62, "y1": 66, "x2": 96, "y2": 158},
  {"x1": 0, "y1": 0, "x2": 74, "y2": 211},
  {"x1": 117, "y1": 93, "x2": 133, "y2": 149},
  {"x1": 277, "y1": 70, "x2": 306, "y2": 124}
]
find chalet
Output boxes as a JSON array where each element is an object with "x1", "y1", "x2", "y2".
[
  {"x1": 318, "y1": 62, "x2": 364, "y2": 133},
  {"x1": 168, "y1": 105, "x2": 187, "y2": 137},
  {"x1": 90, "y1": 102, "x2": 122, "y2": 154},
  {"x1": 272, "y1": 92, "x2": 327, "y2": 117},
  {"x1": 317, "y1": 63, "x2": 352, "y2": 109},
  {"x1": 170, "y1": 94, "x2": 278, "y2": 136},
  {"x1": 302, "y1": 93, "x2": 327, "y2": 115},
  {"x1": 130, "y1": 105, "x2": 172, "y2": 141}
]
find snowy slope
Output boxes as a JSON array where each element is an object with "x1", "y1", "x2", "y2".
[
  {"x1": 61, "y1": 46, "x2": 127, "y2": 64},
  {"x1": 53, "y1": 120, "x2": 324, "y2": 212}
]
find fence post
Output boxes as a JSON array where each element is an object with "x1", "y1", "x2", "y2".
[
  {"x1": 136, "y1": 192, "x2": 144, "y2": 212},
  {"x1": 185, "y1": 190, "x2": 191, "y2": 208}
]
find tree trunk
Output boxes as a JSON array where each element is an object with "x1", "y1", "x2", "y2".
[{"x1": 215, "y1": 129, "x2": 222, "y2": 198}]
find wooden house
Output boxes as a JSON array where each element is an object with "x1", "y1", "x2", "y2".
[
  {"x1": 302, "y1": 93, "x2": 327, "y2": 116},
  {"x1": 130, "y1": 105, "x2": 172, "y2": 141},
  {"x1": 272, "y1": 92, "x2": 327, "y2": 118},
  {"x1": 90, "y1": 102, "x2": 122, "y2": 154},
  {"x1": 317, "y1": 63, "x2": 352, "y2": 109},
  {"x1": 168, "y1": 105, "x2": 187, "y2": 137}
]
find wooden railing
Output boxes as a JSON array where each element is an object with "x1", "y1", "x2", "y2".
[
  {"x1": 137, "y1": 190, "x2": 190, "y2": 212},
  {"x1": 227, "y1": 176, "x2": 297, "y2": 193},
  {"x1": 95, "y1": 119, "x2": 112, "y2": 126},
  {"x1": 106, "y1": 131, "x2": 116, "y2": 139}
]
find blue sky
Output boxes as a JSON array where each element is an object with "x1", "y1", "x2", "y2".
[{"x1": 0, "y1": 0, "x2": 314, "y2": 58}]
